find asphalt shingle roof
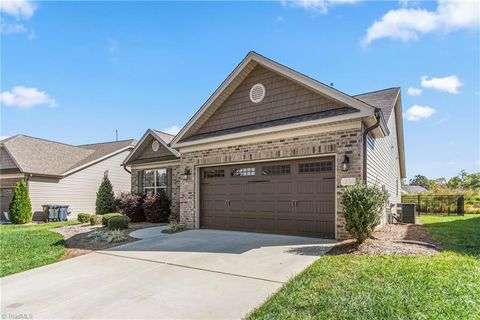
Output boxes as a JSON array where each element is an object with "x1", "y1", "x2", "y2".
[
  {"x1": 354, "y1": 87, "x2": 400, "y2": 120},
  {"x1": 1, "y1": 135, "x2": 135, "y2": 177}
]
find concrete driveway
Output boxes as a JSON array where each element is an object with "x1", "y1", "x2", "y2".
[{"x1": 1, "y1": 229, "x2": 335, "y2": 319}]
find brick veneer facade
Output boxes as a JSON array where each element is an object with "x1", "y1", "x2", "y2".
[
  {"x1": 131, "y1": 165, "x2": 181, "y2": 220},
  {"x1": 179, "y1": 125, "x2": 364, "y2": 240}
]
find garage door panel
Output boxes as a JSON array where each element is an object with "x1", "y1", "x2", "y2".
[
  {"x1": 229, "y1": 200, "x2": 243, "y2": 212},
  {"x1": 277, "y1": 200, "x2": 294, "y2": 213},
  {"x1": 316, "y1": 179, "x2": 335, "y2": 193},
  {"x1": 275, "y1": 181, "x2": 294, "y2": 194},
  {"x1": 316, "y1": 200, "x2": 335, "y2": 216},
  {"x1": 244, "y1": 200, "x2": 257, "y2": 212},
  {"x1": 296, "y1": 180, "x2": 315, "y2": 195},
  {"x1": 259, "y1": 200, "x2": 275, "y2": 213},
  {"x1": 258, "y1": 218, "x2": 276, "y2": 231},
  {"x1": 200, "y1": 156, "x2": 335, "y2": 238}
]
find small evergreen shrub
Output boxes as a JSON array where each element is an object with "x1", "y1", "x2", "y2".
[
  {"x1": 341, "y1": 183, "x2": 388, "y2": 243},
  {"x1": 77, "y1": 212, "x2": 92, "y2": 223},
  {"x1": 107, "y1": 216, "x2": 129, "y2": 230},
  {"x1": 9, "y1": 180, "x2": 32, "y2": 224},
  {"x1": 95, "y1": 175, "x2": 115, "y2": 215},
  {"x1": 143, "y1": 190, "x2": 171, "y2": 223},
  {"x1": 101, "y1": 213, "x2": 123, "y2": 226},
  {"x1": 162, "y1": 222, "x2": 186, "y2": 234},
  {"x1": 90, "y1": 215, "x2": 101, "y2": 225},
  {"x1": 114, "y1": 192, "x2": 146, "y2": 222}
]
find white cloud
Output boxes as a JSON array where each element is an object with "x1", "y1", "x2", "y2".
[
  {"x1": 282, "y1": 0, "x2": 359, "y2": 14},
  {"x1": 404, "y1": 105, "x2": 436, "y2": 121},
  {"x1": 0, "y1": 0, "x2": 37, "y2": 19},
  {"x1": 421, "y1": 75, "x2": 463, "y2": 94},
  {"x1": 0, "y1": 86, "x2": 57, "y2": 109},
  {"x1": 163, "y1": 125, "x2": 180, "y2": 135},
  {"x1": 0, "y1": 0, "x2": 36, "y2": 37},
  {"x1": 363, "y1": 0, "x2": 480, "y2": 44},
  {"x1": 0, "y1": 21, "x2": 26, "y2": 34},
  {"x1": 407, "y1": 86, "x2": 422, "y2": 96}
]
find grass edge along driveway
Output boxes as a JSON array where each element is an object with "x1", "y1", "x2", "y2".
[
  {"x1": 0, "y1": 221, "x2": 78, "y2": 277},
  {"x1": 247, "y1": 215, "x2": 480, "y2": 320}
]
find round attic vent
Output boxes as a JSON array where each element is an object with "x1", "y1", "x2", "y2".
[
  {"x1": 152, "y1": 140, "x2": 160, "y2": 152},
  {"x1": 249, "y1": 83, "x2": 265, "y2": 103}
]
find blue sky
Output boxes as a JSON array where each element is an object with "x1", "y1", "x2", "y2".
[{"x1": 1, "y1": 0, "x2": 479, "y2": 180}]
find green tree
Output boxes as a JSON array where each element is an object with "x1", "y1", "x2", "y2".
[
  {"x1": 95, "y1": 175, "x2": 114, "y2": 215},
  {"x1": 409, "y1": 174, "x2": 429, "y2": 189},
  {"x1": 447, "y1": 176, "x2": 462, "y2": 189},
  {"x1": 9, "y1": 180, "x2": 32, "y2": 224}
]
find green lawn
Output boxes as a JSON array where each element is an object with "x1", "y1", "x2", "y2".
[
  {"x1": 247, "y1": 215, "x2": 480, "y2": 320},
  {"x1": 0, "y1": 221, "x2": 78, "y2": 277}
]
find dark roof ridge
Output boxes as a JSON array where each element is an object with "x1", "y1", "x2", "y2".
[
  {"x1": 354, "y1": 87, "x2": 401, "y2": 97},
  {"x1": 77, "y1": 139, "x2": 135, "y2": 147}
]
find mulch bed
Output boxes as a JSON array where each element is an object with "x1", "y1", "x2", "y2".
[
  {"x1": 54, "y1": 222, "x2": 164, "y2": 260},
  {"x1": 328, "y1": 223, "x2": 442, "y2": 256}
]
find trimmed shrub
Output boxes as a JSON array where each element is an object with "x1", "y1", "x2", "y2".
[
  {"x1": 341, "y1": 183, "x2": 388, "y2": 243},
  {"x1": 90, "y1": 215, "x2": 101, "y2": 226},
  {"x1": 9, "y1": 180, "x2": 32, "y2": 224},
  {"x1": 107, "y1": 216, "x2": 129, "y2": 230},
  {"x1": 77, "y1": 212, "x2": 92, "y2": 223},
  {"x1": 162, "y1": 222, "x2": 186, "y2": 234},
  {"x1": 143, "y1": 189, "x2": 171, "y2": 223},
  {"x1": 95, "y1": 175, "x2": 115, "y2": 215},
  {"x1": 114, "y1": 192, "x2": 146, "y2": 222},
  {"x1": 101, "y1": 213, "x2": 123, "y2": 226}
]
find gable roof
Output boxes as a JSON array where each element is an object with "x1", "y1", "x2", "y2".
[
  {"x1": 354, "y1": 87, "x2": 400, "y2": 121},
  {"x1": 0, "y1": 135, "x2": 135, "y2": 177},
  {"x1": 172, "y1": 51, "x2": 384, "y2": 147},
  {"x1": 122, "y1": 129, "x2": 180, "y2": 166}
]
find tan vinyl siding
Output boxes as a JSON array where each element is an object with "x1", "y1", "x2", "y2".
[
  {"x1": 366, "y1": 105, "x2": 401, "y2": 222},
  {"x1": 193, "y1": 65, "x2": 346, "y2": 136},
  {"x1": 0, "y1": 148, "x2": 18, "y2": 169},
  {"x1": 28, "y1": 151, "x2": 131, "y2": 217}
]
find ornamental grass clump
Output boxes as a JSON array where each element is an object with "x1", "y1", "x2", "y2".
[{"x1": 341, "y1": 183, "x2": 388, "y2": 243}]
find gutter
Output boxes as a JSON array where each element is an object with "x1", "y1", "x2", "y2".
[
  {"x1": 122, "y1": 164, "x2": 131, "y2": 174},
  {"x1": 363, "y1": 108, "x2": 382, "y2": 182}
]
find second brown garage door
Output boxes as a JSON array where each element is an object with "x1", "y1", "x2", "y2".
[{"x1": 200, "y1": 157, "x2": 335, "y2": 238}]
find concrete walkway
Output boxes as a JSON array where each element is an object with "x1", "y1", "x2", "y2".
[{"x1": 1, "y1": 229, "x2": 335, "y2": 319}]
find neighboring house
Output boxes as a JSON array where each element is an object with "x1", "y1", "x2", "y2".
[
  {"x1": 402, "y1": 185, "x2": 428, "y2": 194},
  {"x1": 0, "y1": 135, "x2": 135, "y2": 219},
  {"x1": 125, "y1": 51, "x2": 406, "y2": 239}
]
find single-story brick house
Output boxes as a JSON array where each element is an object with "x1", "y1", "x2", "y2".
[
  {"x1": 0, "y1": 135, "x2": 135, "y2": 220},
  {"x1": 123, "y1": 52, "x2": 406, "y2": 239}
]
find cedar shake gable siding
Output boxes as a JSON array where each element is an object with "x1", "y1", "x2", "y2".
[
  {"x1": 183, "y1": 65, "x2": 350, "y2": 141},
  {"x1": 127, "y1": 135, "x2": 178, "y2": 166}
]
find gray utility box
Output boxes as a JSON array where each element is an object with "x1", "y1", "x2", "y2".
[{"x1": 400, "y1": 203, "x2": 417, "y2": 224}]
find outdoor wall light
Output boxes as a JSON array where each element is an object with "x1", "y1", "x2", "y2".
[
  {"x1": 180, "y1": 167, "x2": 191, "y2": 180},
  {"x1": 341, "y1": 154, "x2": 350, "y2": 171}
]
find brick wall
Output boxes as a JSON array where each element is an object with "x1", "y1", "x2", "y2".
[
  {"x1": 179, "y1": 126, "x2": 363, "y2": 239},
  {"x1": 131, "y1": 165, "x2": 181, "y2": 219}
]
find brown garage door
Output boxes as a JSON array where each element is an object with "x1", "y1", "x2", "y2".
[{"x1": 200, "y1": 157, "x2": 335, "y2": 238}]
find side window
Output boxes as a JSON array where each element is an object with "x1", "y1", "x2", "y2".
[{"x1": 231, "y1": 167, "x2": 256, "y2": 177}]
